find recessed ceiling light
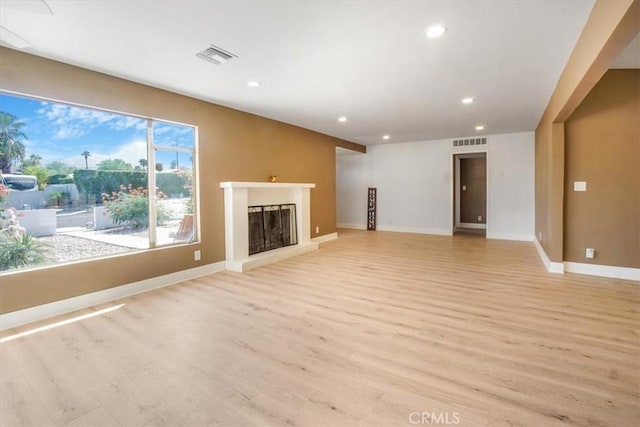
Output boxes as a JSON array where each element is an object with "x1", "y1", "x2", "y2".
[
  {"x1": 461, "y1": 97, "x2": 474, "y2": 104},
  {"x1": 475, "y1": 125, "x2": 485, "y2": 131},
  {"x1": 247, "y1": 81, "x2": 261, "y2": 87},
  {"x1": 338, "y1": 116, "x2": 347, "y2": 123},
  {"x1": 426, "y1": 25, "x2": 447, "y2": 39},
  {"x1": 382, "y1": 135, "x2": 390, "y2": 140}
]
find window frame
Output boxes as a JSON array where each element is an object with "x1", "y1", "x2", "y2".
[
  {"x1": 149, "y1": 123, "x2": 200, "y2": 248},
  {"x1": 0, "y1": 90, "x2": 200, "y2": 274}
]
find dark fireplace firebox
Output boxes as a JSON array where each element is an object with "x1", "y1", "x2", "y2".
[{"x1": 248, "y1": 204, "x2": 298, "y2": 255}]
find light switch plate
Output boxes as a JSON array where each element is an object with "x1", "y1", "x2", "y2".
[{"x1": 574, "y1": 181, "x2": 587, "y2": 192}]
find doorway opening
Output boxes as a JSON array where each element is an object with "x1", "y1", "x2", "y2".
[{"x1": 453, "y1": 152, "x2": 487, "y2": 236}]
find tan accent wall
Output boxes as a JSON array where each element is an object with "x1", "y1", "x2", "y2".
[
  {"x1": 459, "y1": 157, "x2": 487, "y2": 224},
  {"x1": 0, "y1": 48, "x2": 363, "y2": 313},
  {"x1": 564, "y1": 69, "x2": 640, "y2": 267},
  {"x1": 535, "y1": 0, "x2": 639, "y2": 262}
]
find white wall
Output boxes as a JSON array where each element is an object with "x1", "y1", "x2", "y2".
[
  {"x1": 336, "y1": 151, "x2": 368, "y2": 229},
  {"x1": 485, "y1": 132, "x2": 535, "y2": 241},
  {"x1": 336, "y1": 131, "x2": 534, "y2": 241},
  {"x1": 369, "y1": 138, "x2": 453, "y2": 235}
]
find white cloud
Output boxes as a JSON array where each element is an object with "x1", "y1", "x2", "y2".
[
  {"x1": 109, "y1": 140, "x2": 148, "y2": 166},
  {"x1": 45, "y1": 139, "x2": 148, "y2": 170},
  {"x1": 36, "y1": 103, "x2": 146, "y2": 140}
]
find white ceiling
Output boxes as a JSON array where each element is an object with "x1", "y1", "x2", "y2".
[{"x1": 0, "y1": 0, "x2": 597, "y2": 146}]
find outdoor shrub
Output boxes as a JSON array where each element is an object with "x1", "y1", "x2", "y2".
[
  {"x1": 48, "y1": 174, "x2": 74, "y2": 184},
  {"x1": 103, "y1": 185, "x2": 169, "y2": 229},
  {"x1": 74, "y1": 170, "x2": 147, "y2": 201},
  {"x1": 0, "y1": 128, "x2": 51, "y2": 272},
  {"x1": 185, "y1": 197, "x2": 193, "y2": 215},
  {"x1": 0, "y1": 234, "x2": 50, "y2": 271},
  {"x1": 49, "y1": 191, "x2": 64, "y2": 206},
  {"x1": 156, "y1": 173, "x2": 189, "y2": 197},
  {"x1": 22, "y1": 165, "x2": 49, "y2": 190}
]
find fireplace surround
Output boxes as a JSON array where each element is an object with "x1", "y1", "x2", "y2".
[{"x1": 220, "y1": 182, "x2": 317, "y2": 272}]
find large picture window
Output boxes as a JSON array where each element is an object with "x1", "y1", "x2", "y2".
[{"x1": 0, "y1": 92, "x2": 198, "y2": 272}]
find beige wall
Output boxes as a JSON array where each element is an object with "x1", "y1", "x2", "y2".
[
  {"x1": 564, "y1": 69, "x2": 640, "y2": 267},
  {"x1": 0, "y1": 48, "x2": 362, "y2": 313},
  {"x1": 535, "y1": 0, "x2": 639, "y2": 262}
]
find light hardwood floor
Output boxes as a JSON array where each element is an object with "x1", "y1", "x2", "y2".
[{"x1": 1, "y1": 229, "x2": 639, "y2": 427}]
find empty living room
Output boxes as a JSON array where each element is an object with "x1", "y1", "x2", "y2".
[{"x1": 0, "y1": 1, "x2": 638, "y2": 426}]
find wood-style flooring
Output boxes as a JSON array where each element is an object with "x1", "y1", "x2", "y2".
[{"x1": 1, "y1": 229, "x2": 638, "y2": 426}]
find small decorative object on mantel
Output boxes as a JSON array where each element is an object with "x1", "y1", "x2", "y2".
[{"x1": 269, "y1": 175, "x2": 278, "y2": 183}]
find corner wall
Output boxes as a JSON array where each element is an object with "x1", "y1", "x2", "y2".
[
  {"x1": 564, "y1": 69, "x2": 639, "y2": 268},
  {"x1": 0, "y1": 47, "x2": 361, "y2": 314},
  {"x1": 534, "y1": 0, "x2": 639, "y2": 265}
]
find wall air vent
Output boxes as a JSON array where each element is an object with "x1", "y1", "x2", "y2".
[
  {"x1": 196, "y1": 45, "x2": 237, "y2": 65},
  {"x1": 452, "y1": 137, "x2": 487, "y2": 147}
]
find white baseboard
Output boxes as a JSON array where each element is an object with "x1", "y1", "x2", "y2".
[
  {"x1": 530, "y1": 238, "x2": 639, "y2": 281},
  {"x1": 0, "y1": 261, "x2": 226, "y2": 331},
  {"x1": 459, "y1": 223, "x2": 486, "y2": 230},
  {"x1": 564, "y1": 262, "x2": 640, "y2": 281},
  {"x1": 486, "y1": 232, "x2": 534, "y2": 242},
  {"x1": 226, "y1": 242, "x2": 319, "y2": 272},
  {"x1": 533, "y1": 238, "x2": 564, "y2": 274},
  {"x1": 311, "y1": 232, "x2": 338, "y2": 244},
  {"x1": 337, "y1": 223, "x2": 367, "y2": 230},
  {"x1": 376, "y1": 225, "x2": 453, "y2": 236}
]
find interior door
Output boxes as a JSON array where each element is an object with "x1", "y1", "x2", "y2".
[{"x1": 459, "y1": 156, "x2": 487, "y2": 227}]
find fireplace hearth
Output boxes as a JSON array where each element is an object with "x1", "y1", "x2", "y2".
[
  {"x1": 249, "y1": 204, "x2": 298, "y2": 255},
  {"x1": 220, "y1": 181, "x2": 317, "y2": 272}
]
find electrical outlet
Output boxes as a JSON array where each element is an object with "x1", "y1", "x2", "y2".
[
  {"x1": 194, "y1": 250, "x2": 201, "y2": 261},
  {"x1": 315, "y1": 226, "x2": 320, "y2": 234},
  {"x1": 477, "y1": 215, "x2": 482, "y2": 222},
  {"x1": 462, "y1": 185, "x2": 467, "y2": 191},
  {"x1": 585, "y1": 248, "x2": 595, "y2": 259}
]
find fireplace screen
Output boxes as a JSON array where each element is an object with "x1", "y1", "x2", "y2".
[{"x1": 248, "y1": 204, "x2": 298, "y2": 255}]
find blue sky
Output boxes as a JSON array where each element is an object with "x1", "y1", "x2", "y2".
[{"x1": 0, "y1": 93, "x2": 194, "y2": 171}]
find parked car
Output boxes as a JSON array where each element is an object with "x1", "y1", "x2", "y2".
[{"x1": 0, "y1": 174, "x2": 38, "y2": 191}]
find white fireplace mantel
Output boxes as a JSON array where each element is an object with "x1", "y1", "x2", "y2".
[
  {"x1": 220, "y1": 182, "x2": 315, "y2": 189},
  {"x1": 220, "y1": 181, "x2": 318, "y2": 272}
]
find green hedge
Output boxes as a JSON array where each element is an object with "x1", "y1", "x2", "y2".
[
  {"x1": 48, "y1": 174, "x2": 74, "y2": 184},
  {"x1": 73, "y1": 170, "x2": 189, "y2": 201},
  {"x1": 74, "y1": 170, "x2": 148, "y2": 201},
  {"x1": 156, "y1": 173, "x2": 190, "y2": 197}
]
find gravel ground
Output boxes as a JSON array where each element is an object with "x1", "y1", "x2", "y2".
[{"x1": 37, "y1": 234, "x2": 132, "y2": 263}]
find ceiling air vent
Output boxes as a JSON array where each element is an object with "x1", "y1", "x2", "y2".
[
  {"x1": 196, "y1": 45, "x2": 237, "y2": 65},
  {"x1": 452, "y1": 137, "x2": 487, "y2": 147}
]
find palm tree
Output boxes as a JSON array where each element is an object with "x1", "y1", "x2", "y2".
[
  {"x1": 0, "y1": 112, "x2": 28, "y2": 173},
  {"x1": 139, "y1": 158, "x2": 148, "y2": 171},
  {"x1": 21, "y1": 153, "x2": 42, "y2": 169},
  {"x1": 81, "y1": 151, "x2": 91, "y2": 169}
]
